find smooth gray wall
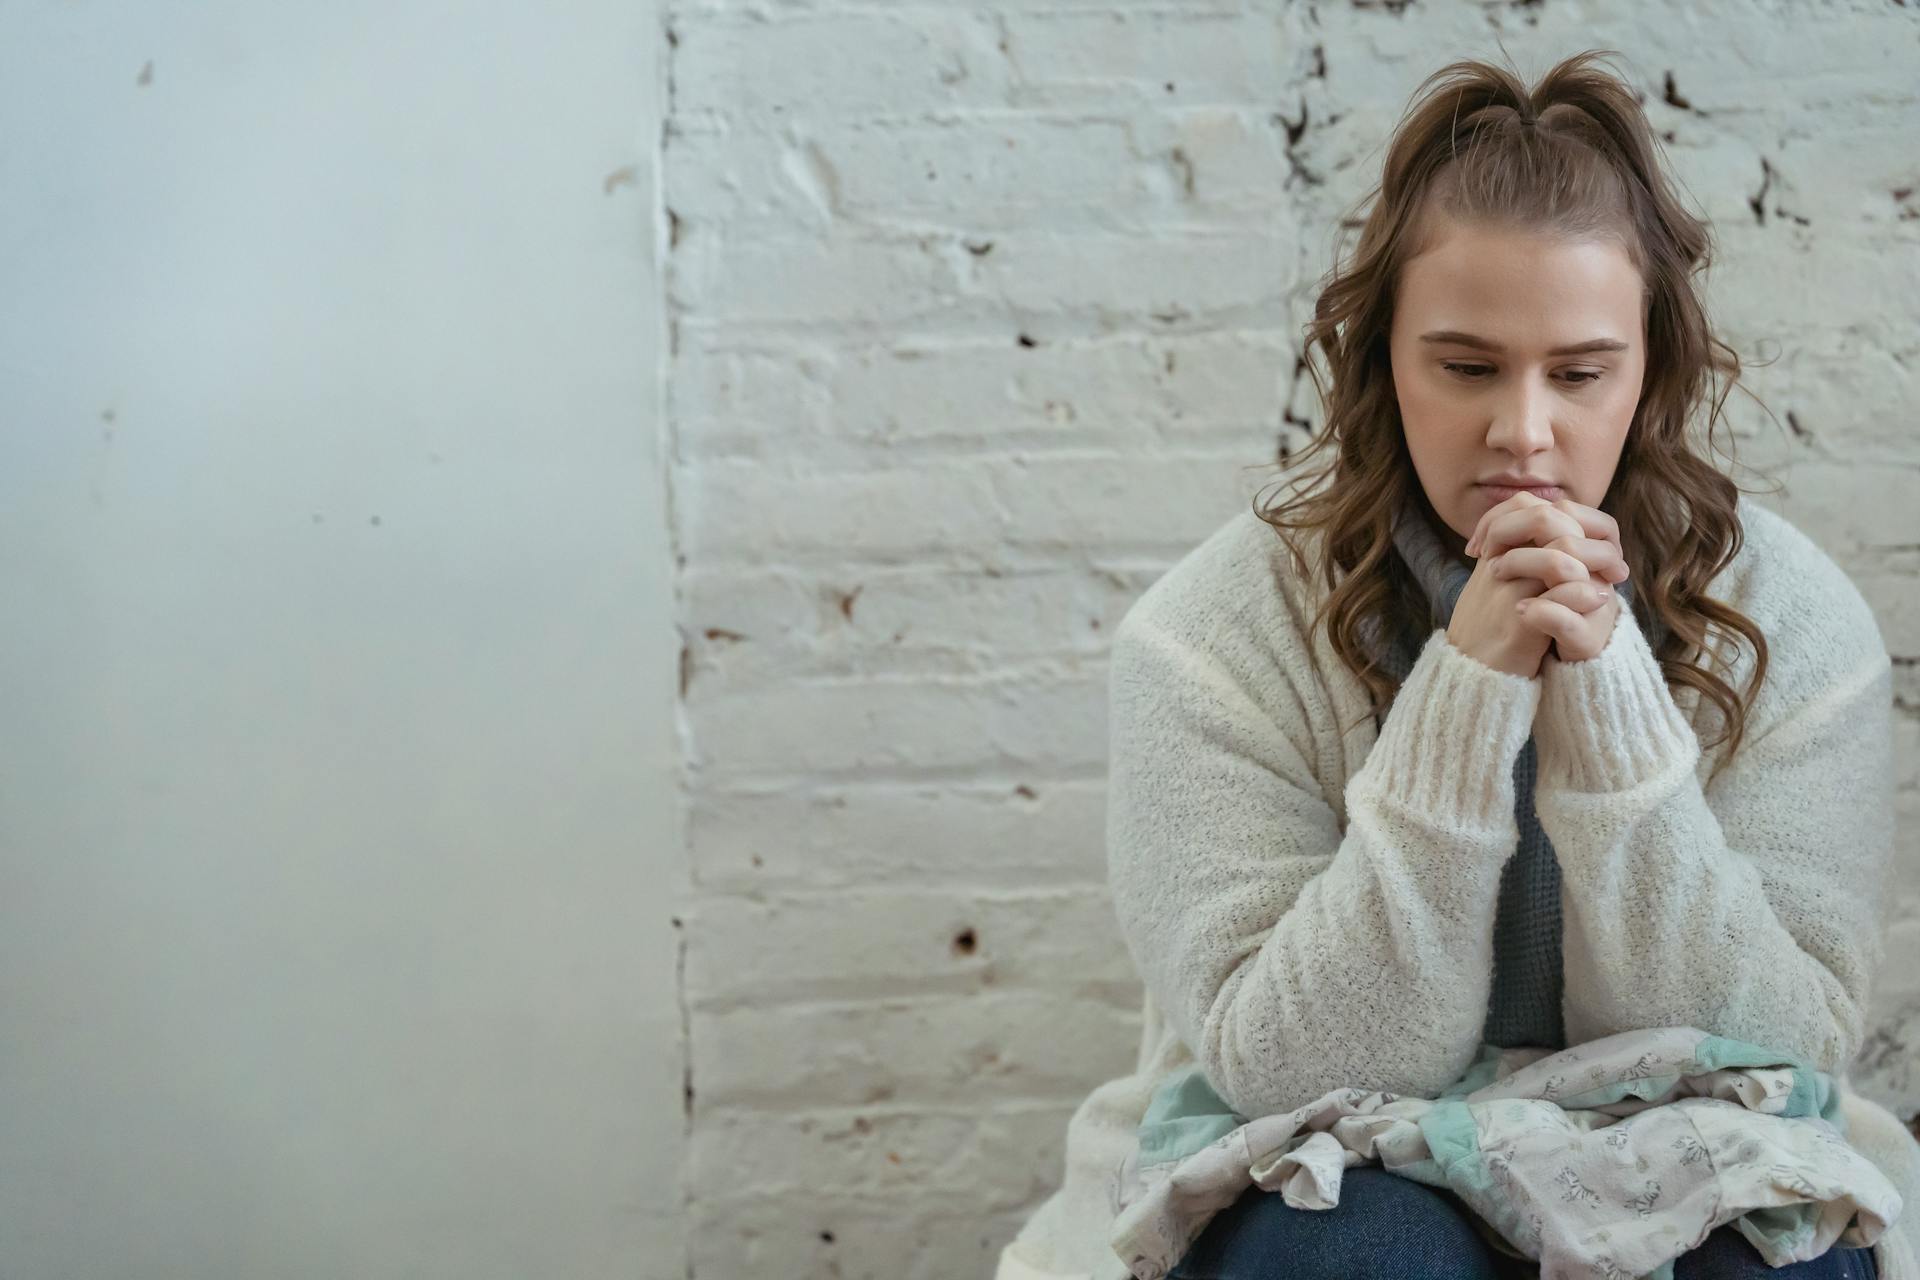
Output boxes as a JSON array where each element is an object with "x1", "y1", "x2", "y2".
[{"x1": 0, "y1": 5, "x2": 683, "y2": 1277}]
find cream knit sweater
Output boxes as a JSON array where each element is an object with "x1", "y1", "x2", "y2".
[{"x1": 995, "y1": 494, "x2": 1919, "y2": 1280}]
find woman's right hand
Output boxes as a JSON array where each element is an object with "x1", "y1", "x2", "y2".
[{"x1": 1447, "y1": 501, "x2": 1617, "y2": 679}]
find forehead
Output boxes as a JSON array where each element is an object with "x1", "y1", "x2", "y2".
[{"x1": 1395, "y1": 218, "x2": 1645, "y2": 344}]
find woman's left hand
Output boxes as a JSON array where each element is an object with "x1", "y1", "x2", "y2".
[{"x1": 1465, "y1": 492, "x2": 1629, "y2": 664}]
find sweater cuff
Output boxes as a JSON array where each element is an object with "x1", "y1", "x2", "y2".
[
  {"x1": 1534, "y1": 601, "x2": 1699, "y2": 793},
  {"x1": 1350, "y1": 627, "x2": 1542, "y2": 831}
]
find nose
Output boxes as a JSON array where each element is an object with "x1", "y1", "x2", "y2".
[{"x1": 1485, "y1": 378, "x2": 1555, "y2": 459}]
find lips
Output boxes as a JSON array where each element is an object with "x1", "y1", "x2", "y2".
[{"x1": 1478, "y1": 482, "x2": 1564, "y2": 500}]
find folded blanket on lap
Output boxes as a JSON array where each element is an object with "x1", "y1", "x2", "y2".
[{"x1": 1109, "y1": 1026, "x2": 1901, "y2": 1280}]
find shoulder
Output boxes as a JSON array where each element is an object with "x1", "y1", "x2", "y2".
[
  {"x1": 1106, "y1": 504, "x2": 1355, "y2": 761},
  {"x1": 1715, "y1": 496, "x2": 1886, "y2": 666},
  {"x1": 1696, "y1": 495, "x2": 1890, "y2": 734},
  {"x1": 1115, "y1": 505, "x2": 1322, "y2": 668}
]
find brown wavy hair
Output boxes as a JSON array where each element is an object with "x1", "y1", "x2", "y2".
[{"x1": 1254, "y1": 48, "x2": 1772, "y2": 775}]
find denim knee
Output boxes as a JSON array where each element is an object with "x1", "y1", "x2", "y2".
[
  {"x1": 1168, "y1": 1166, "x2": 1504, "y2": 1280},
  {"x1": 1671, "y1": 1224, "x2": 1877, "y2": 1280}
]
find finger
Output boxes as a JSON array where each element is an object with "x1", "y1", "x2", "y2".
[
  {"x1": 1465, "y1": 491, "x2": 1552, "y2": 557},
  {"x1": 1521, "y1": 594, "x2": 1615, "y2": 662},
  {"x1": 1546, "y1": 577, "x2": 1614, "y2": 605},
  {"x1": 1482, "y1": 516, "x2": 1629, "y2": 583},
  {"x1": 1471, "y1": 501, "x2": 1586, "y2": 560},
  {"x1": 1539, "y1": 578, "x2": 1615, "y2": 613},
  {"x1": 1552, "y1": 497, "x2": 1621, "y2": 553},
  {"x1": 1469, "y1": 495, "x2": 1619, "y2": 559},
  {"x1": 1463, "y1": 491, "x2": 1530, "y2": 557},
  {"x1": 1543, "y1": 533, "x2": 1631, "y2": 583},
  {"x1": 1514, "y1": 596, "x2": 1581, "y2": 643},
  {"x1": 1489, "y1": 546, "x2": 1593, "y2": 590}
]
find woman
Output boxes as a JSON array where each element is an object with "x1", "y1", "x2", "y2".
[{"x1": 994, "y1": 50, "x2": 1915, "y2": 1280}]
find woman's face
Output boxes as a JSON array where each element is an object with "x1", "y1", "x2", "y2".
[{"x1": 1388, "y1": 215, "x2": 1648, "y2": 562}]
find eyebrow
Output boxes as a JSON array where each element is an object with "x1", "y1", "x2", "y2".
[{"x1": 1419, "y1": 330, "x2": 1630, "y2": 356}]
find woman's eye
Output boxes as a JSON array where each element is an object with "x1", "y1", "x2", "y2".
[{"x1": 1440, "y1": 362, "x2": 1602, "y2": 386}]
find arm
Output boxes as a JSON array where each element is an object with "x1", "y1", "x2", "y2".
[
  {"x1": 1532, "y1": 600, "x2": 1896, "y2": 1075},
  {"x1": 1106, "y1": 610, "x2": 1540, "y2": 1120}
]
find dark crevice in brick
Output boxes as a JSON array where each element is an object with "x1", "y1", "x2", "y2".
[
  {"x1": 1274, "y1": 100, "x2": 1322, "y2": 188},
  {"x1": 1168, "y1": 146, "x2": 1196, "y2": 198},
  {"x1": 1275, "y1": 101, "x2": 1309, "y2": 148},
  {"x1": 1749, "y1": 157, "x2": 1775, "y2": 226},
  {"x1": 1662, "y1": 70, "x2": 1702, "y2": 114}
]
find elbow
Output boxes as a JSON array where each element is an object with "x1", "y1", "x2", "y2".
[
  {"x1": 1195, "y1": 966, "x2": 1477, "y2": 1119},
  {"x1": 1772, "y1": 970, "x2": 1868, "y2": 1076},
  {"x1": 1195, "y1": 1020, "x2": 1322, "y2": 1121},
  {"x1": 1195, "y1": 1020, "x2": 1472, "y2": 1121},
  {"x1": 1811, "y1": 996, "x2": 1868, "y2": 1078},
  {"x1": 1707, "y1": 988, "x2": 1866, "y2": 1078},
  {"x1": 1191, "y1": 964, "x2": 1323, "y2": 1118}
]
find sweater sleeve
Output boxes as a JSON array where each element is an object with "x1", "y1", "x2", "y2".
[
  {"x1": 1105, "y1": 610, "x2": 1541, "y2": 1120},
  {"x1": 1532, "y1": 597, "x2": 1896, "y2": 1076}
]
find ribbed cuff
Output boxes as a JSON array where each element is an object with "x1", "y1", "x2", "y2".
[
  {"x1": 1349, "y1": 627, "x2": 1542, "y2": 831},
  {"x1": 1534, "y1": 602, "x2": 1699, "y2": 793}
]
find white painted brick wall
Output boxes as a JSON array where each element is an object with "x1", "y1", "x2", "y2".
[{"x1": 665, "y1": 5, "x2": 1920, "y2": 1274}]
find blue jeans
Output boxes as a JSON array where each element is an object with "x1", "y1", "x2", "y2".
[{"x1": 1167, "y1": 1167, "x2": 1878, "y2": 1280}]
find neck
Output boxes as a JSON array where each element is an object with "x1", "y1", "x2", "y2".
[{"x1": 1418, "y1": 500, "x2": 1475, "y2": 573}]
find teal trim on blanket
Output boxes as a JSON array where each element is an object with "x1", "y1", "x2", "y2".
[
  {"x1": 1437, "y1": 1042, "x2": 1508, "y2": 1100},
  {"x1": 1418, "y1": 1099, "x2": 1532, "y2": 1249},
  {"x1": 1136, "y1": 1064, "x2": 1243, "y2": 1166},
  {"x1": 1691, "y1": 1034, "x2": 1844, "y2": 1131},
  {"x1": 1739, "y1": 1204, "x2": 1819, "y2": 1259},
  {"x1": 1686, "y1": 1034, "x2": 1836, "y2": 1260}
]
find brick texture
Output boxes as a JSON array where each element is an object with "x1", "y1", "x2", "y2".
[{"x1": 664, "y1": 4, "x2": 1920, "y2": 1273}]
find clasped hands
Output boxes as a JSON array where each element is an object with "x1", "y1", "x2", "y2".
[{"x1": 1463, "y1": 491, "x2": 1632, "y2": 665}]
